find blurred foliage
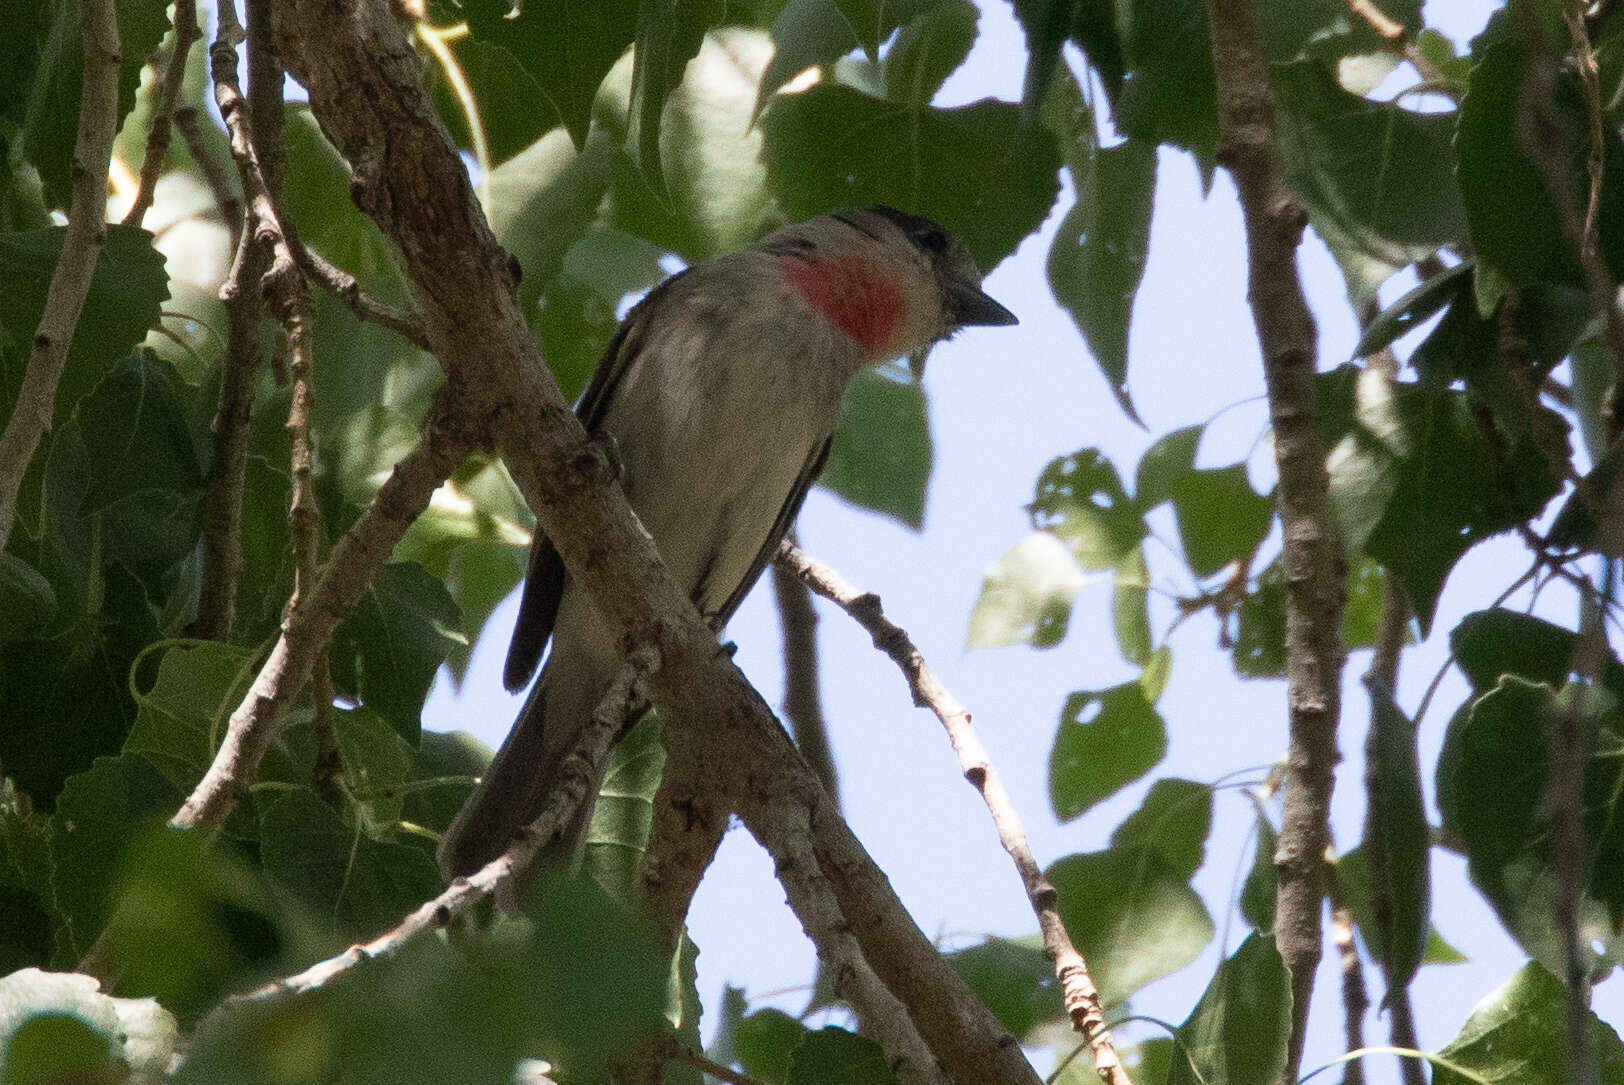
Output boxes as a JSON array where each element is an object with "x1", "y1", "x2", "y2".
[{"x1": 4, "y1": 0, "x2": 1624, "y2": 1080}]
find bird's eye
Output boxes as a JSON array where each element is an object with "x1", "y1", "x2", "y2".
[{"x1": 911, "y1": 225, "x2": 950, "y2": 255}]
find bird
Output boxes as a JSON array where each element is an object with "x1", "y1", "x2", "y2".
[{"x1": 436, "y1": 206, "x2": 1017, "y2": 886}]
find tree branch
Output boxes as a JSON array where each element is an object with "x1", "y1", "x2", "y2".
[
  {"x1": 773, "y1": 538, "x2": 840, "y2": 804},
  {"x1": 172, "y1": 406, "x2": 473, "y2": 833},
  {"x1": 777, "y1": 541, "x2": 1130, "y2": 1084},
  {"x1": 1207, "y1": 1, "x2": 1346, "y2": 1079},
  {"x1": 204, "y1": 645, "x2": 657, "y2": 1013},
  {"x1": 122, "y1": 0, "x2": 200, "y2": 229},
  {"x1": 174, "y1": 105, "x2": 244, "y2": 253},
  {"x1": 194, "y1": 0, "x2": 304, "y2": 640},
  {"x1": 0, "y1": 0, "x2": 122, "y2": 551},
  {"x1": 770, "y1": 804, "x2": 948, "y2": 1085},
  {"x1": 287, "y1": 226, "x2": 433, "y2": 350},
  {"x1": 268, "y1": 2, "x2": 1041, "y2": 1078}
]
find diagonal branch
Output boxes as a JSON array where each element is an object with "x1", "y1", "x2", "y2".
[
  {"x1": 172, "y1": 405, "x2": 473, "y2": 833},
  {"x1": 122, "y1": 0, "x2": 201, "y2": 229},
  {"x1": 0, "y1": 0, "x2": 122, "y2": 552},
  {"x1": 777, "y1": 541, "x2": 1130, "y2": 1085},
  {"x1": 204, "y1": 645, "x2": 657, "y2": 1013},
  {"x1": 268, "y1": 2, "x2": 1042, "y2": 1079},
  {"x1": 1207, "y1": 1, "x2": 1346, "y2": 1080}
]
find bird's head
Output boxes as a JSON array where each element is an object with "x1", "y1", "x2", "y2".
[{"x1": 766, "y1": 206, "x2": 1017, "y2": 364}]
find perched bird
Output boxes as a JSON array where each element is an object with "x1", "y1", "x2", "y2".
[{"x1": 437, "y1": 206, "x2": 1016, "y2": 884}]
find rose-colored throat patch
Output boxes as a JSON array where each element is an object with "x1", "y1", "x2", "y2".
[{"x1": 779, "y1": 255, "x2": 904, "y2": 358}]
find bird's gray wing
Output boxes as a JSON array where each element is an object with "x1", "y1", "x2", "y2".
[
  {"x1": 709, "y1": 435, "x2": 833, "y2": 629},
  {"x1": 502, "y1": 276, "x2": 683, "y2": 692}
]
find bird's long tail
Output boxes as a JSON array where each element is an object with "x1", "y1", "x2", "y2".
[{"x1": 435, "y1": 643, "x2": 609, "y2": 885}]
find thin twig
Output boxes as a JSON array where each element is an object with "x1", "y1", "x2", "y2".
[
  {"x1": 201, "y1": 646, "x2": 657, "y2": 1013},
  {"x1": 1514, "y1": 12, "x2": 1611, "y2": 1084},
  {"x1": 287, "y1": 227, "x2": 434, "y2": 351},
  {"x1": 772, "y1": 534, "x2": 840, "y2": 804},
  {"x1": 777, "y1": 542, "x2": 1131, "y2": 1085},
  {"x1": 1364, "y1": 576, "x2": 1426, "y2": 1085},
  {"x1": 1345, "y1": 0, "x2": 1403, "y2": 40},
  {"x1": 0, "y1": 0, "x2": 122, "y2": 551},
  {"x1": 174, "y1": 105, "x2": 244, "y2": 252},
  {"x1": 1207, "y1": 0, "x2": 1346, "y2": 1080},
  {"x1": 769, "y1": 802, "x2": 949, "y2": 1085},
  {"x1": 195, "y1": 0, "x2": 307, "y2": 643},
  {"x1": 171, "y1": 412, "x2": 472, "y2": 835},
  {"x1": 123, "y1": 0, "x2": 200, "y2": 228},
  {"x1": 1329, "y1": 904, "x2": 1367, "y2": 1085},
  {"x1": 663, "y1": 1041, "x2": 766, "y2": 1085},
  {"x1": 1516, "y1": 3, "x2": 1624, "y2": 399}
]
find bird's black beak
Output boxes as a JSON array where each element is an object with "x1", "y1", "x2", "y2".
[{"x1": 949, "y1": 282, "x2": 1018, "y2": 327}]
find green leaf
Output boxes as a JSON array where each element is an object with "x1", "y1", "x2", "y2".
[
  {"x1": 336, "y1": 705, "x2": 414, "y2": 828},
  {"x1": 1165, "y1": 934, "x2": 1291, "y2": 1085},
  {"x1": 1112, "y1": 545, "x2": 1152, "y2": 665},
  {"x1": 424, "y1": 35, "x2": 553, "y2": 166},
  {"x1": 14, "y1": 0, "x2": 170, "y2": 210},
  {"x1": 401, "y1": 730, "x2": 488, "y2": 836},
  {"x1": 0, "y1": 778, "x2": 61, "y2": 972},
  {"x1": 49, "y1": 754, "x2": 181, "y2": 961},
  {"x1": 1032, "y1": 448, "x2": 1147, "y2": 570},
  {"x1": 123, "y1": 641, "x2": 255, "y2": 791},
  {"x1": 180, "y1": 936, "x2": 534, "y2": 1085},
  {"x1": 1456, "y1": 36, "x2": 1624, "y2": 299},
  {"x1": 585, "y1": 715, "x2": 666, "y2": 901},
  {"x1": 1334, "y1": 848, "x2": 1465, "y2": 970},
  {"x1": 234, "y1": 456, "x2": 294, "y2": 641},
  {"x1": 945, "y1": 936, "x2": 1063, "y2": 1040},
  {"x1": 1046, "y1": 102, "x2": 1157, "y2": 390},
  {"x1": 788, "y1": 1026, "x2": 899, "y2": 1085},
  {"x1": 737, "y1": 1009, "x2": 809, "y2": 1084},
  {"x1": 606, "y1": 30, "x2": 780, "y2": 263},
  {"x1": 258, "y1": 787, "x2": 441, "y2": 942},
  {"x1": 521, "y1": 874, "x2": 674, "y2": 1078},
  {"x1": 967, "y1": 532, "x2": 1088, "y2": 650},
  {"x1": 1272, "y1": 59, "x2": 1466, "y2": 266},
  {"x1": 0, "y1": 553, "x2": 56, "y2": 645},
  {"x1": 1449, "y1": 608, "x2": 1624, "y2": 696},
  {"x1": 462, "y1": 0, "x2": 640, "y2": 148},
  {"x1": 759, "y1": 0, "x2": 860, "y2": 109},
  {"x1": 1433, "y1": 962, "x2": 1624, "y2": 1085},
  {"x1": 91, "y1": 826, "x2": 295, "y2": 1019},
  {"x1": 77, "y1": 353, "x2": 204, "y2": 513},
  {"x1": 820, "y1": 366, "x2": 932, "y2": 529},
  {"x1": 629, "y1": 0, "x2": 724, "y2": 202},
  {"x1": 280, "y1": 108, "x2": 409, "y2": 294},
  {"x1": 1352, "y1": 261, "x2": 1473, "y2": 360},
  {"x1": 487, "y1": 126, "x2": 617, "y2": 313},
  {"x1": 1012, "y1": 0, "x2": 1124, "y2": 119},
  {"x1": 884, "y1": 0, "x2": 977, "y2": 107},
  {"x1": 1048, "y1": 845, "x2": 1214, "y2": 1006},
  {"x1": 0, "y1": 226, "x2": 170, "y2": 430},
  {"x1": 0, "y1": 550, "x2": 155, "y2": 812},
  {"x1": 1362, "y1": 386, "x2": 1559, "y2": 634},
  {"x1": 1136, "y1": 427, "x2": 1274, "y2": 579},
  {"x1": 331, "y1": 562, "x2": 466, "y2": 744},
  {"x1": 1239, "y1": 804, "x2": 1277, "y2": 930},
  {"x1": 1257, "y1": 0, "x2": 1421, "y2": 65},
  {"x1": 1109, "y1": 778, "x2": 1212, "y2": 882},
  {"x1": 1360, "y1": 676, "x2": 1430, "y2": 995},
  {"x1": 1049, "y1": 682, "x2": 1167, "y2": 821},
  {"x1": 1114, "y1": 0, "x2": 1218, "y2": 173},
  {"x1": 1441, "y1": 677, "x2": 1624, "y2": 977},
  {"x1": 762, "y1": 83, "x2": 1062, "y2": 271}
]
